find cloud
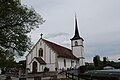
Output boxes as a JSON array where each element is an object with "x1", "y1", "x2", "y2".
[
  {"x1": 21, "y1": 0, "x2": 120, "y2": 63},
  {"x1": 44, "y1": 32, "x2": 69, "y2": 39},
  {"x1": 61, "y1": 40, "x2": 71, "y2": 47},
  {"x1": 108, "y1": 54, "x2": 120, "y2": 62}
]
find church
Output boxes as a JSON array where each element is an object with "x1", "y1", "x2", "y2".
[{"x1": 26, "y1": 16, "x2": 85, "y2": 73}]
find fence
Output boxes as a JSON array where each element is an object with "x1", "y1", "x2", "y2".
[{"x1": 66, "y1": 71, "x2": 120, "y2": 80}]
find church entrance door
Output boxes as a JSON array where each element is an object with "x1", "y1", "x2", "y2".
[{"x1": 32, "y1": 61, "x2": 37, "y2": 73}]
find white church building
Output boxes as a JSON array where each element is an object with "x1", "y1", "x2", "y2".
[{"x1": 26, "y1": 16, "x2": 85, "y2": 73}]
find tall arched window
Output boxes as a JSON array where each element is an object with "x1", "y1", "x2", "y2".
[
  {"x1": 39, "y1": 48, "x2": 43, "y2": 57},
  {"x1": 75, "y1": 41, "x2": 78, "y2": 46},
  {"x1": 64, "y1": 59, "x2": 66, "y2": 67}
]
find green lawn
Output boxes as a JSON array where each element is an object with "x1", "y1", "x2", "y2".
[{"x1": 61, "y1": 77, "x2": 85, "y2": 80}]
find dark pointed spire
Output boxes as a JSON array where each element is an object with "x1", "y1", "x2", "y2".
[
  {"x1": 71, "y1": 14, "x2": 84, "y2": 41},
  {"x1": 75, "y1": 14, "x2": 80, "y2": 38}
]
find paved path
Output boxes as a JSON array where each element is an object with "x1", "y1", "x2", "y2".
[
  {"x1": 0, "y1": 72, "x2": 66, "y2": 80},
  {"x1": 0, "y1": 75, "x2": 19, "y2": 80}
]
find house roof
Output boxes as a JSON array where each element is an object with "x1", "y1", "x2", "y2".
[
  {"x1": 35, "y1": 57, "x2": 46, "y2": 65},
  {"x1": 43, "y1": 39, "x2": 78, "y2": 60}
]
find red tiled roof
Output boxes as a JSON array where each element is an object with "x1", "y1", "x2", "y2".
[
  {"x1": 35, "y1": 57, "x2": 46, "y2": 64},
  {"x1": 43, "y1": 39, "x2": 78, "y2": 60}
]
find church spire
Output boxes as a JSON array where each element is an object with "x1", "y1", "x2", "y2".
[{"x1": 71, "y1": 15, "x2": 84, "y2": 41}]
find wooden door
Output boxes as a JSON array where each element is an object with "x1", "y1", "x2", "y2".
[{"x1": 32, "y1": 61, "x2": 37, "y2": 73}]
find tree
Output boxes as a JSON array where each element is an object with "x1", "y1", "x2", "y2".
[
  {"x1": 93, "y1": 55, "x2": 100, "y2": 67},
  {"x1": 0, "y1": 52, "x2": 16, "y2": 74},
  {"x1": 0, "y1": 0, "x2": 44, "y2": 56},
  {"x1": 93, "y1": 55, "x2": 103, "y2": 69},
  {"x1": 0, "y1": 0, "x2": 44, "y2": 73},
  {"x1": 103, "y1": 57, "x2": 107, "y2": 67},
  {"x1": 17, "y1": 60, "x2": 26, "y2": 69}
]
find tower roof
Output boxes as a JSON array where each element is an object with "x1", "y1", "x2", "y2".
[{"x1": 71, "y1": 15, "x2": 84, "y2": 41}]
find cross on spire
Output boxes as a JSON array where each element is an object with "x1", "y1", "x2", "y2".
[{"x1": 40, "y1": 33, "x2": 43, "y2": 39}]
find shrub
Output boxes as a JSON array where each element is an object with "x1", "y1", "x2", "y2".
[
  {"x1": 44, "y1": 67, "x2": 49, "y2": 72},
  {"x1": 78, "y1": 66, "x2": 86, "y2": 73}
]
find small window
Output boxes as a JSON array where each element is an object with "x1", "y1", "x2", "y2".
[
  {"x1": 39, "y1": 48, "x2": 43, "y2": 57},
  {"x1": 75, "y1": 41, "x2": 78, "y2": 46}
]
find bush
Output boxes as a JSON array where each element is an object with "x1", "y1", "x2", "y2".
[
  {"x1": 44, "y1": 67, "x2": 49, "y2": 72},
  {"x1": 55, "y1": 67, "x2": 57, "y2": 71},
  {"x1": 5, "y1": 76, "x2": 12, "y2": 80},
  {"x1": 78, "y1": 66, "x2": 86, "y2": 73},
  {"x1": 86, "y1": 65, "x2": 95, "y2": 70}
]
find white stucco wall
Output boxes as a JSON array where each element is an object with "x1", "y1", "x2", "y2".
[
  {"x1": 51, "y1": 51, "x2": 55, "y2": 63},
  {"x1": 26, "y1": 52, "x2": 32, "y2": 72},
  {"x1": 71, "y1": 39, "x2": 85, "y2": 66},
  {"x1": 58, "y1": 58, "x2": 77, "y2": 70},
  {"x1": 39, "y1": 65, "x2": 45, "y2": 72},
  {"x1": 32, "y1": 47, "x2": 36, "y2": 59},
  {"x1": 71, "y1": 39, "x2": 84, "y2": 58},
  {"x1": 26, "y1": 39, "x2": 56, "y2": 72},
  {"x1": 26, "y1": 39, "x2": 80, "y2": 72},
  {"x1": 58, "y1": 58, "x2": 64, "y2": 69},
  {"x1": 79, "y1": 58, "x2": 85, "y2": 66},
  {"x1": 46, "y1": 63, "x2": 55, "y2": 71},
  {"x1": 46, "y1": 46, "x2": 50, "y2": 63}
]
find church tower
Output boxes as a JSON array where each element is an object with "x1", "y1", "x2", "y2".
[{"x1": 71, "y1": 15, "x2": 85, "y2": 67}]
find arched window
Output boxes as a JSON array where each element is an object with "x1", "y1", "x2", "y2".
[
  {"x1": 39, "y1": 48, "x2": 43, "y2": 57},
  {"x1": 75, "y1": 41, "x2": 78, "y2": 46}
]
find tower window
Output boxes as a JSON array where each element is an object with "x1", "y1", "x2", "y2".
[
  {"x1": 39, "y1": 48, "x2": 43, "y2": 57},
  {"x1": 75, "y1": 41, "x2": 78, "y2": 46}
]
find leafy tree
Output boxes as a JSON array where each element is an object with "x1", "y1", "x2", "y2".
[
  {"x1": 104, "y1": 60, "x2": 120, "y2": 69},
  {"x1": 16, "y1": 60, "x2": 26, "y2": 69},
  {"x1": 85, "y1": 62, "x2": 95, "y2": 70},
  {"x1": 93, "y1": 55, "x2": 100, "y2": 67},
  {"x1": 93, "y1": 55, "x2": 103, "y2": 69},
  {"x1": 0, "y1": 0, "x2": 44, "y2": 56},
  {"x1": 0, "y1": 0, "x2": 44, "y2": 73},
  {"x1": 0, "y1": 52, "x2": 16, "y2": 74},
  {"x1": 103, "y1": 57, "x2": 107, "y2": 67}
]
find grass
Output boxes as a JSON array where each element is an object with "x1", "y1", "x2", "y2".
[{"x1": 61, "y1": 77, "x2": 85, "y2": 80}]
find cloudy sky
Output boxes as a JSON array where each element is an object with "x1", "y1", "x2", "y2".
[{"x1": 19, "y1": 0, "x2": 120, "y2": 62}]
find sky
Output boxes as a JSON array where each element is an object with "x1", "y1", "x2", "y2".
[{"x1": 18, "y1": 0, "x2": 120, "y2": 62}]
